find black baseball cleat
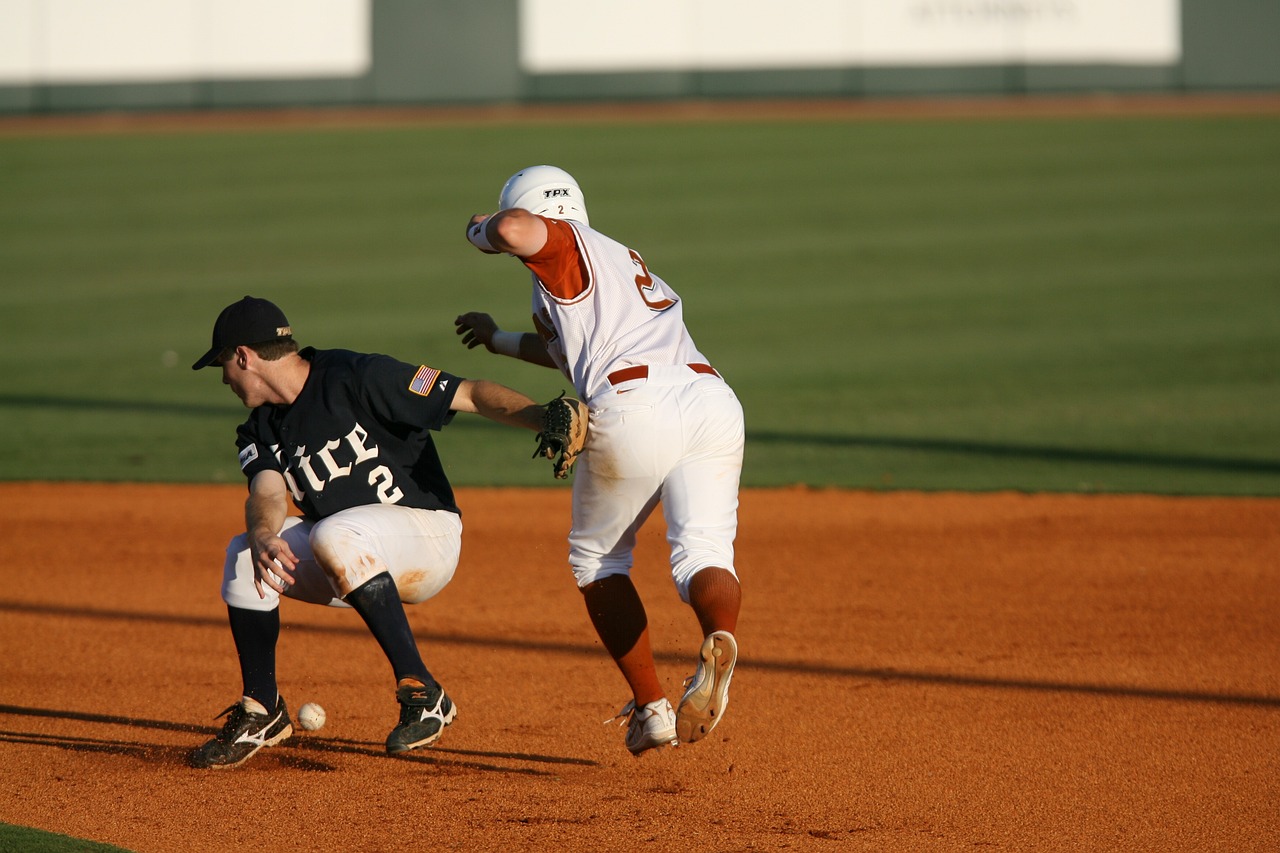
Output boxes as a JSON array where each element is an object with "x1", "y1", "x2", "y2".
[
  {"x1": 386, "y1": 681, "x2": 456, "y2": 754},
  {"x1": 188, "y1": 695, "x2": 293, "y2": 769}
]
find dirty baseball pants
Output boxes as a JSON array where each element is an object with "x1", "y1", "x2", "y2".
[
  {"x1": 220, "y1": 504, "x2": 463, "y2": 610},
  {"x1": 217, "y1": 504, "x2": 462, "y2": 705}
]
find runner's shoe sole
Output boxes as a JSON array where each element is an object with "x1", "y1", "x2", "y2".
[{"x1": 676, "y1": 631, "x2": 737, "y2": 743}]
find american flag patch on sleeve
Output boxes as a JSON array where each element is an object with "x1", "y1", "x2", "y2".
[{"x1": 409, "y1": 365, "x2": 441, "y2": 396}]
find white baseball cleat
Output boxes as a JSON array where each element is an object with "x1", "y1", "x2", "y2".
[
  {"x1": 676, "y1": 630, "x2": 738, "y2": 743},
  {"x1": 607, "y1": 698, "x2": 678, "y2": 756}
]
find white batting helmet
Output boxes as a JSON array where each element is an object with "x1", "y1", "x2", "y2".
[{"x1": 499, "y1": 165, "x2": 589, "y2": 226}]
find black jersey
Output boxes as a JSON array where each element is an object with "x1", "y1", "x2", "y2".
[{"x1": 236, "y1": 348, "x2": 462, "y2": 521}]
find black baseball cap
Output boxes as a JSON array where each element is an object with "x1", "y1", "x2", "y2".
[{"x1": 191, "y1": 296, "x2": 293, "y2": 370}]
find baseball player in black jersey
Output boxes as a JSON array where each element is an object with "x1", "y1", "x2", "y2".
[{"x1": 188, "y1": 296, "x2": 551, "y2": 769}]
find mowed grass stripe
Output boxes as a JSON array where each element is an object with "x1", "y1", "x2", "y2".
[{"x1": 1, "y1": 114, "x2": 1276, "y2": 492}]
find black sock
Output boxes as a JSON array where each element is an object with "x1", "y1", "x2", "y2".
[
  {"x1": 345, "y1": 572, "x2": 433, "y2": 686},
  {"x1": 227, "y1": 605, "x2": 279, "y2": 710}
]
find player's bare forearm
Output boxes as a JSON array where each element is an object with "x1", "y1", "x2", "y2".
[
  {"x1": 450, "y1": 379, "x2": 544, "y2": 432},
  {"x1": 454, "y1": 313, "x2": 557, "y2": 368},
  {"x1": 246, "y1": 471, "x2": 297, "y2": 596},
  {"x1": 246, "y1": 472, "x2": 289, "y2": 539},
  {"x1": 513, "y1": 333, "x2": 558, "y2": 368}
]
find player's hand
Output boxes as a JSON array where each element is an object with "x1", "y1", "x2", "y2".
[
  {"x1": 455, "y1": 312, "x2": 499, "y2": 352},
  {"x1": 250, "y1": 535, "x2": 299, "y2": 598}
]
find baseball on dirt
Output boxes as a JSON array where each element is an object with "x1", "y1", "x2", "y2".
[{"x1": 298, "y1": 702, "x2": 326, "y2": 732}]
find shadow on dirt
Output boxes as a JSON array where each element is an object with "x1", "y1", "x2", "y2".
[
  {"x1": 0, "y1": 703, "x2": 596, "y2": 775},
  {"x1": 2, "y1": 600, "x2": 1277, "y2": 709}
]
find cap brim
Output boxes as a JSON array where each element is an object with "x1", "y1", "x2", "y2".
[{"x1": 191, "y1": 347, "x2": 222, "y2": 370}]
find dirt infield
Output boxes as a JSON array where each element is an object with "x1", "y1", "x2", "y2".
[
  {"x1": 2, "y1": 92, "x2": 1279, "y2": 138},
  {"x1": 1, "y1": 483, "x2": 1277, "y2": 852}
]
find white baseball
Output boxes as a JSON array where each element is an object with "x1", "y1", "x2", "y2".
[{"x1": 298, "y1": 702, "x2": 326, "y2": 732}]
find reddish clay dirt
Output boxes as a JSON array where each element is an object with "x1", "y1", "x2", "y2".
[
  {"x1": 1, "y1": 483, "x2": 1277, "y2": 852},
  {"x1": 3, "y1": 93, "x2": 1280, "y2": 139},
  {"x1": 2, "y1": 93, "x2": 1279, "y2": 850}
]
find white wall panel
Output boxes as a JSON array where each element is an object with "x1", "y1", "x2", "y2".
[
  {"x1": 0, "y1": 0, "x2": 370, "y2": 84},
  {"x1": 519, "y1": 0, "x2": 1181, "y2": 72}
]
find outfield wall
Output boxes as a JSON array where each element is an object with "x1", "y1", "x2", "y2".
[{"x1": 1, "y1": 0, "x2": 1277, "y2": 114}]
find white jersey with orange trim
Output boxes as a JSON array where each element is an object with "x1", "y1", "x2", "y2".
[
  {"x1": 513, "y1": 214, "x2": 744, "y2": 598},
  {"x1": 521, "y1": 217, "x2": 711, "y2": 404}
]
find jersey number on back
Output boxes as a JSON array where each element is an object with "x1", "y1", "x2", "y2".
[{"x1": 631, "y1": 250, "x2": 676, "y2": 312}]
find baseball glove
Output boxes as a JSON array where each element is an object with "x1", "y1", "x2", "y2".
[{"x1": 533, "y1": 392, "x2": 589, "y2": 480}]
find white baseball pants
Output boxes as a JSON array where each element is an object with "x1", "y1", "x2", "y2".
[{"x1": 570, "y1": 370, "x2": 744, "y2": 600}]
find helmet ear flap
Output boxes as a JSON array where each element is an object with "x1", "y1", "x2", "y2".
[{"x1": 499, "y1": 165, "x2": 589, "y2": 227}]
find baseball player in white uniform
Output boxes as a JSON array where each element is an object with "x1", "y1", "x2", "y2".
[{"x1": 455, "y1": 165, "x2": 745, "y2": 755}]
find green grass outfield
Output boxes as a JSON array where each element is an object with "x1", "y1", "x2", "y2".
[
  {"x1": 2, "y1": 110, "x2": 1277, "y2": 494},
  {"x1": 0, "y1": 823, "x2": 133, "y2": 853}
]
